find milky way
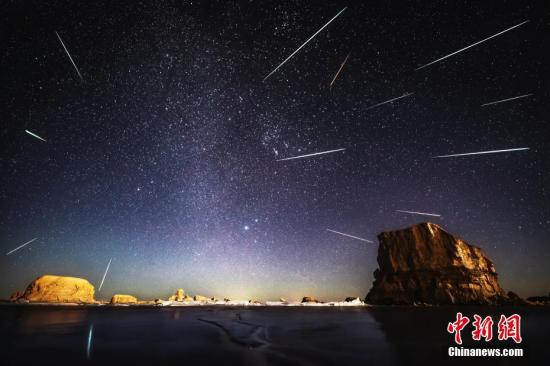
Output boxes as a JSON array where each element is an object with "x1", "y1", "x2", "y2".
[{"x1": 1, "y1": 1, "x2": 548, "y2": 301}]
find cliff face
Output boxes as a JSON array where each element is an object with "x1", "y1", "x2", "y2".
[
  {"x1": 16, "y1": 275, "x2": 95, "y2": 303},
  {"x1": 366, "y1": 223, "x2": 507, "y2": 305}
]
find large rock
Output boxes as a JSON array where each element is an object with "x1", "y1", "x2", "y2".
[
  {"x1": 365, "y1": 223, "x2": 507, "y2": 305},
  {"x1": 110, "y1": 294, "x2": 138, "y2": 304},
  {"x1": 16, "y1": 275, "x2": 95, "y2": 303}
]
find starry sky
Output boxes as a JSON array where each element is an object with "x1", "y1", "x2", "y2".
[{"x1": 1, "y1": 1, "x2": 549, "y2": 301}]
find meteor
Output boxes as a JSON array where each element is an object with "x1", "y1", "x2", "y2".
[
  {"x1": 55, "y1": 31, "x2": 84, "y2": 81},
  {"x1": 263, "y1": 7, "x2": 347, "y2": 81},
  {"x1": 326, "y1": 229, "x2": 373, "y2": 243},
  {"x1": 25, "y1": 129, "x2": 47, "y2": 142},
  {"x1": 329, "y1": 53, "x2": 350, "y2": 88},
  {"x1": 86, "y1": 324, "x2": 94, "y2": 359},
  {"x1": 6, "y1": 238, "x2": 38, "y2": 255},
  {"x1": 416, "y1": 20, "x2": 529, "y2": 70},
  {"x1": 276, "y1": 148, "x2": 345, "y2": 161},
  {"x1": 396, "y1": 210, "x2": 441, "y2": 217},
  {"x1": 481, "y1": 93, "x2": 532, "y2": 107},
  {"x1": 365, "y1": 92, "x2": 413, "y2": 110},
  {"x1": 98, "y1": 258, "x2": 112, "y2": 292},
  {"x1": 433, "y1": 147, "x2": 530, "y2": 158}
]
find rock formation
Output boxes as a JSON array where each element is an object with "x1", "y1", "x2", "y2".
[
  {"x1": 345, "y1": 297, "x2": 361, "y2": 302},
  {"x1": 168, "y1": 288, "x2": 185, "y2": 301},
  {"x1": 506, "y1": 291, "x2": 530, "y2": 305},
  {"x1": 14, "y1": 275, "x2": 95, "y2": 303},
  {"x1": 366, "y1": 222, "x2": 507, "y2": 305},
  {"x1": 110, "y1": 294, "x2": 138, "y2": 304},
  {"x1": 194, "y1": 295, "x2": 209, "y2": 301},
  {"x1": 526, "y1": 294, "x2": 550, "y2": 304},
  {"x1": 9, "y1": 291, "x2": 23, "y2": 302},
  {"x1": 302, "y1": 296, "x2": 320, "y2": 303}
]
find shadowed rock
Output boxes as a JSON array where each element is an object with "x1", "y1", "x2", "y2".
[{"x1": 366, "y1": 222, "x2": 507, "y2": 305}]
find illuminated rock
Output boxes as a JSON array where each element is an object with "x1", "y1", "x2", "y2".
[
  {"x1": 17, "y1": 275, "x2": 95, "y2": 303},
  {"x1": 168, "y1": 288, "x2": 186, "y2": 301},
  {"x1": 366, "y1": 222, "x2": 507, "y2": 305},
  {"x1": 302, "y1": 296, "x2": 320, "y2": 303},
  {"x1": 110, "y1": 294, "x2": 138, "y2": 304}
]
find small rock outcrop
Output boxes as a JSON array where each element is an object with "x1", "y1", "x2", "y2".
[
  {"x1": 302, "y1": 296, "x2": 320, "y2": 303},
  {"x1": 15, "y1": 275, "x2": 95, "y2": 303},
  {"x1": 526, "y1": 294, "x2": 550, "y2": 304},
  {"x1": 9, "y1": 291, "x2": 23, "y2": 302},
  {"x1": 506, "y1": 291, "x2": 530, "y2": 305},
  {"x1": 366, "y1": 223, "x2": 507, "y2": 305},
  {"x1": 110, "y1": 294, "x2": 138, "y2": 304},
  {"x1": 345, "y1": 297, "x2": 361, "y2": 302},
  {"x1": 168, "y1": 288, "x2": 186, "y2": 301}
]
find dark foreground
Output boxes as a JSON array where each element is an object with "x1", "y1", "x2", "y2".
[{"x1": 1, "y1": 305, "x2": 548, "y2": 366}]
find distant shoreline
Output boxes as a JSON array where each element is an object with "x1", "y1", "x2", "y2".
[{"x1": 1, "y1": 301, "x2": 545, "y2": 308}]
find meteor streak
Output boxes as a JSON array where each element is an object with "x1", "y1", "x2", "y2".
[
  {"x1": 365, "y1": 92, "x2": 413, "y2": 110},
  {"x1": 6, "y1": 238, "x2": 38, "y2": 255},
  {"x1": 276, "y1": 148, "x2": 345, "y2": 161},
  {"x1": 326, "y1": 229, "x2": 373, "y2": 243},
  {"x1": 86, "y1": 324, "x2": 94, "y2": 360},
  {"x1": 416, "y1": 20, "x2": 529, "y2": 70},
  {"x1": 25, "y1": 129, "x2": 47, "y2": 142},
  {"x1": 55, "y1": 31, "x2": 84, "y2": 81},
  {"x1": 396, "y1": 210, "x2": 441, "y2": 217},
  {"x1": 329, "y1": 53, "x2": 350, "y2": 88},
  {"x1": 481, "y1": 93, "x2": 532, "y2": 107},
  {"x1": 263, "y1": 7, "x2": 347, "y2": 81},
  {"x1": 98, "y1": 258, "x2": 112, "y2": 292},
  {"x1": 433, "y1": 147, "x2": 530, "y2": 158}
]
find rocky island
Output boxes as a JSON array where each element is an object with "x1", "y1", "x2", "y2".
[{"x1": 366, "y1": 222, "x2": 508, "y2": 305}]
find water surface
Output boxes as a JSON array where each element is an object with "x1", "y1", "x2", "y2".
[{"x1": 1, "y1": 305, "x2": 547, "y2": 365}]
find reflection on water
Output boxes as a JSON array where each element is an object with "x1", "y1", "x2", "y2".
[
  {"x1": 19, "y1": 308, "x2": 86, "y2": 331},
  {"x1": 1, "y1": 305, "x2": 547, "y2": 366},
  {"x1": 86, "y1": 324, "x2": 93, "y2": 360}
]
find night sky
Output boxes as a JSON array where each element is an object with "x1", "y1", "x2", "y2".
[{"x1": 1, "y1": 1, "x2": 549, "y2": 301}]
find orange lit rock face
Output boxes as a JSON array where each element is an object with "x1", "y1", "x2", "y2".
[
  {"x1": 110, "y1": 294, "x2": 138, "y2": 304},
  {"x1": 17, "y1": 275, "x2": 95, "y2": 303},
  {"x1": 366, "y1": 222, "x2": 507, "y2": 305}
]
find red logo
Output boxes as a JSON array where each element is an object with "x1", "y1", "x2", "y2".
[
  {"x1": 447, "y1": 313, "x2": 522, "y2": 344},
  {"x1": 447, "y1": 312, "x2": 470, "y2": 344},
  {"x1": 472, "y1": 314, "x2": 494, "y2": 342},
  {"x1": 497, "y1": 314, "x2": 522, "y2": 344}
]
